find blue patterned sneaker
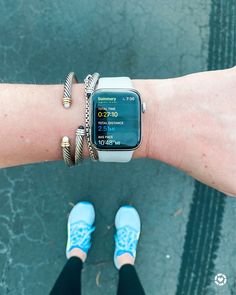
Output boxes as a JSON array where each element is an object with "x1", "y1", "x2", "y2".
[
  {"x1": 66, "y1": 201, "x2": 95, "y2": 259},
  {"x1": 114, "y1": 205, "x2": 141, "y2": 269}
]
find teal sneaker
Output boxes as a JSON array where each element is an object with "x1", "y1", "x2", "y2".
[
  {"x1": 66, "y1": 201, "x2": 95, "y2": 259},
  {"x1": 114, "y1": 205, "x2": 141, "y2": 269}
]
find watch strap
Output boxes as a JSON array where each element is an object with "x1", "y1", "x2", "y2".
[
  {"x1": 96, "y1": 77, "x2": 133, "y2": 89},
  {"x1": 98, "y1": 150, "x2": 133, "y2": 163}
]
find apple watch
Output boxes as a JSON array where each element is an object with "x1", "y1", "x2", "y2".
[{"x1": 90, "y1": 77, "x2": 145, "y2": 163}]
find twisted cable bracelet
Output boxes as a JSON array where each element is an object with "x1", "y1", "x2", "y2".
[
  {"x1": 62, "y1": 72, "x2": 78, "y2": 109},
  {"x1": 61, "y1": 72, "x2": 85, "y2": 166}
]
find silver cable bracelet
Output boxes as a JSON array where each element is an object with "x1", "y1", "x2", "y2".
[
  {"x1": 75, "y1": 126, "x2": 85, "y2": 165},
  {"x1": 63, "y1": 72, "x2": 78, "y2": 109},
  {"x1": 61, "y1": 72, "x2": 85, "y2": 167}
]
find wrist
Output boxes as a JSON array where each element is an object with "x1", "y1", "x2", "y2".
[
  {"x1": 63, "y1": 78, "x2": 175, "y2": 163},
  {"x1": 132, "y1": 78, "x2": 176, "y2": 162},
  {"x1": 58, "y1": 83, "x2": 89, "y2": 160}
]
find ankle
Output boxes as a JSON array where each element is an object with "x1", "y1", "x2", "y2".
[
  {"x1": 117, "y1": 253, "x2": 135, "y2": 268},
  {"x1": 67, "y1": 248, "x2": 87, "y2": 263}
]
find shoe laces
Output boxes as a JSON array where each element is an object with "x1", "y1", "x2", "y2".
[
  {"x1": 68, "y1": 221, "x2": 95, "y2": 253},
  {"x1": 115, "y1": 226, "x2": 139, "y2": 257}
]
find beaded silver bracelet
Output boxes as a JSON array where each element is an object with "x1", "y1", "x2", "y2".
[{"x1": 84, "y1": 72, "x2": 100, "y2": 161}]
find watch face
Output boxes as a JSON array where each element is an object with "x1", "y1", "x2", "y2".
[{"x1": 91, "y1": 89, "x2": 141, "y2": 150}]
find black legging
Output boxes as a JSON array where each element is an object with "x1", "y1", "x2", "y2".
[{"x1": 50, "y1": 257, "x2": 145, "y2": 295}]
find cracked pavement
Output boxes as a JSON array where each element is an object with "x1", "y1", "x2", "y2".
[{"x1": 0, "y1": 1, "x2": 235, "y2": 294}]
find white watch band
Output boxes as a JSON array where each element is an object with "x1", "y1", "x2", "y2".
[
  {"x1": 95, "y1": 77, "x2": 134, "y2": 163},
  {"x1": 96, "y1": 77, "x2": 133, "y2": 90},
  {"x1": 98, "y1": 150, "x2": 133, "y2": 163}
]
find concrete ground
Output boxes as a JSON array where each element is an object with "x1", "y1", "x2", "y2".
[{"x1": 0, "y1": 1, "x2": 235, "y2": 294}]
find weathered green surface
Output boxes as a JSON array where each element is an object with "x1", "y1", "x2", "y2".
[{"x1": 0, "y1": 1, "x2": 235, "y2": 294}]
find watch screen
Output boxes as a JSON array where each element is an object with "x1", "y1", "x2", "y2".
[{"x1": 91, "y1": 90, "x2": 141, "y2": 150}]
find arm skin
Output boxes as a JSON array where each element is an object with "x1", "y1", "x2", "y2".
[{"x1": 0, "y1": 67, "x2": 235, "y2": 196}]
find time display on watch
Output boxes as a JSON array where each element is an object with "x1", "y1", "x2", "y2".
[{"x1": 91, "y1": 90, "x2": 141, "y2": 150}]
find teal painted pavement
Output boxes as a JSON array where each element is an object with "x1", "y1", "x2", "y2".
[{"x1": 0, "y1": 1, "x2": 235, "y2": 294}]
